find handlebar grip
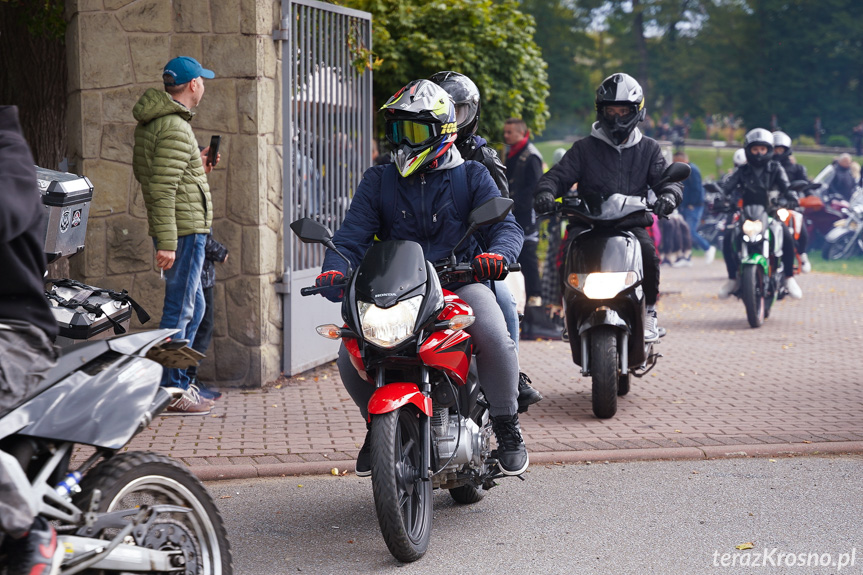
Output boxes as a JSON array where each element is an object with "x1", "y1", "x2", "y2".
[{"x1": 508, "y1": 263, "x2": 521, "y2": 272}]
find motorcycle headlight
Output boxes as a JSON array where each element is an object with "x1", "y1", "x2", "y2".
[
  {"x1": 358, "y1": 296, "x2": 422, "y2": 348},
  {"x1": 742, "y1": 219, "x2": 763, "y2": 242},
  {"x1": 572, "y1": 271, "x2": 639, "y2": 299}
]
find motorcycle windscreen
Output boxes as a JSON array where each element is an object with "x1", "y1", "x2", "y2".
[
  {"x1": 566, "y1": 230, "x2": 643, "y2": 275},
  {"x1": 353, "y1": 240, "x2": 429, "y2": 308}
]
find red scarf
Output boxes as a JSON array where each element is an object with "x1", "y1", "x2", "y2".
[{"x1": 507, "y1": 133, "x2": 530, "y2": 159}]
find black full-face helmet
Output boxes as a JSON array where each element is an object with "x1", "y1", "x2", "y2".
[
  {"x1": 380, "y1": 79, "x2": 458, "y2": 177},
  {"x1": 595, "y1": 73, "x2": 646, "y2": 145},
  {"x1": 772, "y1": 130, "x2": 793, "y2": 162},
  {"x1": 743, "y1": 128, "x2": 774, "y2": 168},
  {"x1": 429, "y1": 71, "x2": 480, "y2": 145}
]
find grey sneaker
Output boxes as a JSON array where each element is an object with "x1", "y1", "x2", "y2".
[
  {"x1": 164, "y1": 385, "x2": 213, "y2": 416},
  {"x1": 645, "y1": 310, "x2": 659, "y2": 342}
]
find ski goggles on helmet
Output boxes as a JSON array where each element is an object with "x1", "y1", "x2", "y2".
[{"x1": 386, "y1": 119, "x2": 442, "y2": 147}]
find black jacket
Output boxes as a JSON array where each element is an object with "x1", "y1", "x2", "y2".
[
  {"x1": 458, "y1": 135, "x2": 509, "y2": 197},
  {"x1": 505, "y1": 141, "x2": 543, "y2": 237},
  {"x1": 721, "y1": 161, "x2": 796, "y2": 208},
  {"x1": 778, "y1": 158, "x2": 808, "y2": 183},
  {"x1": 535, "y1": 126, "x2": 682, "y2": 228},
  {"x1": 0, "y1": 106, "x2": 58, "y2": 339}
]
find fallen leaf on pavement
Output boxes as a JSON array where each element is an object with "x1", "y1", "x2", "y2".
[
  {"x1": 220, "y1": 495, "x2": 232, "y2": 499},
  {"x1": 331, "y1": 468, "x2": 339, "y2": 475},
  {"x1": 736, "y1": 542, "x2": 754, "y2": 550}
]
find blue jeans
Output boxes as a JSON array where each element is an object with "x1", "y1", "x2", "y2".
[
  {"x1": 158, "y1": 233, "x2": 207, "y2": 389},
  {"x1": 494, "y1": 281, "x2": 520, "y2": 353},
  {"x1": 680, "y1": 205, "x2": 711, "y2": 251}
]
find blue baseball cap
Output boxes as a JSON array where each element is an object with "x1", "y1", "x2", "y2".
[{"x1": 162, "y1": 56, "x2": 215, "y2": 86}]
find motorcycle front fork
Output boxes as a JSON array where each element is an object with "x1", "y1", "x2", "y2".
[{"x1": 375, "y1": 366, "x2": 432, "y2": 482}]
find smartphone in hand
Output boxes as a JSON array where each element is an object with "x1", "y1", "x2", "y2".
[{"x1": 207, "y1": 135, "x2": 221, "y2": 167}]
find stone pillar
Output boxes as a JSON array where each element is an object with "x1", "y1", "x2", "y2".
[{"x1": 65, "y1": 0, "x2": 283, "y2": 388}]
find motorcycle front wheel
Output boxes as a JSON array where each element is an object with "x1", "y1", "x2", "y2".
[
  {"x1": 590, "y1": 326, "x2": 619, "y2": 419},
  {"x1": 76, "y1": 451, "x2": 233, "y2": 574},
  {"x1": 371, "y1": 408, "x2": 433, "y2": 563},
  {"x1": 822, "y1": 233, "x2": 858, "y2": 260},
  {"x1": 742, "y1": 264, "x2": 765, "y2": 328}
]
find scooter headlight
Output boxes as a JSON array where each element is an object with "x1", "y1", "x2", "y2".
[
  {"x1": 571, "y1": 271, "x2": 639, "y2": 299},
  {"x1": 358, "y1": 296, "x2": 422, "y2": 348},
  {"x1": 742, "y1": 219, "x2": 763, "y2": 242}
]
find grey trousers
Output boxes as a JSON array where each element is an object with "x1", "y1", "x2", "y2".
[
  {"x1": 0, "y1": 321, "x2": 58, "y2": 537},
  {"x1": 338, "y1": 282, "x2": 519, "y2": 419}
]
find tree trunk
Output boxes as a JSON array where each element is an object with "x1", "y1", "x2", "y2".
[
  {"x1": 631, "y1": 0, "x2": 649, "y2": 86},
  {"x1": 0, "y1": 2, "x2": 67, "y2": 170}
]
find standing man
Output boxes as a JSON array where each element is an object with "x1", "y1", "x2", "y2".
[
  {"x1": 133, "y1": 56, "x2": 219, "y2": 415},
  {"x1": 673, "y1": 151, "x2": 716, "y2": 264},
  {"x1": 503, "y1": 118, "x2": 560, "y2": 340},
  {"x1": 0, "y1": 105, "x2": 63, "y2": 575}
]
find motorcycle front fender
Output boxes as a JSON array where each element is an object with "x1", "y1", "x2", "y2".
[
  {"x1": 741, "y1": 253, "x2": 770, "y2": 276},
  {"x1": 577, "y1": 308, "x2": 630, "y2": 336},
  {"x1": 824, "y1": 225, "x2": 853, "y2": 243},
  {"x1": 367, "y1": 382, "x2": 433, "y2": 419}
]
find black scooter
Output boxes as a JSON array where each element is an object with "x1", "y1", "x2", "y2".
[{"x1": 557, "y1": 162, "x2": 690, "y2": 419}]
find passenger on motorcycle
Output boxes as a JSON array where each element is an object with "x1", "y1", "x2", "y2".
[
  {"x1": 429, "y1": 70, "x2": 543, "y2": 412},
  {"x1": 314, "y1": 79, "x2": 529, "y2": 477},
  {"x1": 532, "y1": 72, "x2": 683, "y2": 342},
  {"x1": 718, "y1": 128, "x2": 803, "y2": 299},
  {"x1": 772, "y1": 130, "x2": 811, "y2": 272}
]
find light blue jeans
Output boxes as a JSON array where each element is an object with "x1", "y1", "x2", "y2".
[
  {"x1": 158, "y1": 233, "x2": 207, "y2": 389},
  {"x1": 680, "y1": 204, "x2": 712, "y2": 251},
  {"x1": 494, "y1": 281, "x2": 520, "y2": 353}
]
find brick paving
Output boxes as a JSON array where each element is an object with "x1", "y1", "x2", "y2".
[{"x1": 91, "y1": 261, "x2": 863, "y2": 479}]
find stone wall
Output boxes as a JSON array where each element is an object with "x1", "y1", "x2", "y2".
[{"x1": 65, "y1": 0, "x2": 284, "y2": 388}]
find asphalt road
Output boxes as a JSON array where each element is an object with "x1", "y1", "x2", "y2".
[{"x1": 208, "y1": 454, "x2": 863, "y2": 574}]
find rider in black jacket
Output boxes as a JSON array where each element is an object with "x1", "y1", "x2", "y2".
[
  {"x1": 772, "y1": 130, "x2": 811, "y2": 272},
  {"x1": 429, "y1": 70, "x2": 543, "y2": 411},
  {"x1": 533, "y1": 73, "x2": 682, "y2": 342},
  {"x1": 719, "y1": 128, "x2": 802, "y2": 299}
]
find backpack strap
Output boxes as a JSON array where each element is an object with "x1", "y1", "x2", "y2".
[
  {"x1": 450, "y1": 163, "x2": 473, "y2": 225},
  {"x1": 379, "y1": 163, "x2": 399, "y2": 239}
]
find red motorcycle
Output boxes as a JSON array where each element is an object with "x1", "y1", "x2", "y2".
[{"x1": 290, "y1": 197, "x2": 519, "y2": 563}]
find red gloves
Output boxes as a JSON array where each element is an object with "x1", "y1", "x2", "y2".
[
  {"x1": 315, "y1": 270, "x2": 346, "y2": 302},
  {"x1": 471, "y1": 253, "x2": 506, "y2": 281}
]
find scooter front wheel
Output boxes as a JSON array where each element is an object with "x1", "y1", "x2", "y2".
[
  {"x1": 590, "y1": 326, "x2": 619, "y2": 418},
  {"x1": 370, "y1": 407, "x2": 433, "y2": 562}
]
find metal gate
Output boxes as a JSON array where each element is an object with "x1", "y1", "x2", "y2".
[{"x1": 276, "y1": 0, "x2": 373, "y2": 375}]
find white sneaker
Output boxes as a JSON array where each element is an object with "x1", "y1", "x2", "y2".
[
  {"x1": 800, "y1": 253, "x2": 811, "y2": 273},
  {"x1": 718, "y1": 278, "x2": 739, "y2": 299},
  {"x1": 644, "y1": 310, "x2": 659, "y2": 342},
  {"x1": 705, "y1": 246, "x2": 716, "y2": 265},
  {"x1": 785, "y1": 276, "x2": 803, "y2": 299}
]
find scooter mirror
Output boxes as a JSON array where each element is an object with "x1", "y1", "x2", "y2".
[
  {"x1": 663, "y1": 161, "x2": 691, "y2": 183},
  {"x1": 468, "y1": 197, "x2": 514, "y2": 228},
  {"x1": 290, "y1": 218, "x2": 333, "y2": 244}
]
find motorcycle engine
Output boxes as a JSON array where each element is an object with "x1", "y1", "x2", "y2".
[{"x1": 431, "y1": 407, "x2": 487, "y2": 471}]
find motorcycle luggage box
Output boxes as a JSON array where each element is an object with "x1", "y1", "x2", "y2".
[
  {"x1": 36, "y1": 167, "x2": 94, "y2": 262},
  {"x1": 46, "y1": 282, "x2": 132, "y2": 347}
]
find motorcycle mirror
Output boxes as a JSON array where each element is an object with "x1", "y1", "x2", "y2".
[
  {"x1": 289, "y1": 217, "x2": 353, "y2": 273},
  {"x1": 449, "y1": 197, "x2": 515, "y2": 263},
  {"x1": 663, "y1": 161, "x2": 691, "y2": 183},
  {"x1": 789, "y1": 179, "x2": 809, "y2": 193}
]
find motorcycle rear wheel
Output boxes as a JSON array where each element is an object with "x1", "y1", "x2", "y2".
[
  {"x1": 590, "y1": 326, "x2": 619, "y2": 419},
  {"x1": 371, "y1": 408, "x2": 433, "y2": 563},
  {"x1": 76, "y1": 451, "x2": 233, "y2": 575},
  {"x1": 742, "y1": 264, "x2": 765, "y2": 328}
]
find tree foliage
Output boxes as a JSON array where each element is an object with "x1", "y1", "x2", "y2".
[{"x1": 335, "y1": 0, "x2": 550, "y2": 141}]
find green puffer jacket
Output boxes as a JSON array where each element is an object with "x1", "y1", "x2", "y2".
[{"x1": 133, "y1": 88, "x2": 213, "y2": 251}]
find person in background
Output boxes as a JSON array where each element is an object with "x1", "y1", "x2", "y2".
[
  {"x1": 132, "y1": 56, "x2": 219, "y2": 414},
  {"x1": 187, "y1": 234, "x2": 229, "y2": 400},
  {"x1": 673, "y1": 151, "x2": 716, "y2": 264},
  {"x1": 772, "y1": 131, "x2": 811, "y2": 272},
  {"x1": 503, "y1": 117, "x2": 561, "y2": 340},
  {"x1": 429, "y1": 70, "x2": 542, "y2": 411},
  {"x1": 827, "y1": 153, "x2": 856, "y2": 202},
  {"x1": 0, "y1": 105, "x2": 63, "y2": 575}
]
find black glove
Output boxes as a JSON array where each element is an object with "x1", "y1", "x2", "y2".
[
  {"x1": 315, "y1": 270, "x2": 346, "y2": 302},
  {"x1": 534, "y1": 191, "x2": 556, "y2": 215},
  {"x1": 471, "y1": 253, "x2": 506, "y2": 281},
  {"x1": 653, "y1": 193, "x2": 676, "y2": 218}
]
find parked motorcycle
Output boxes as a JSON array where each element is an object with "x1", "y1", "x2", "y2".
[
  {"x1": 796, "y1": 178, "x2": 849, "y2": 253},
  {"x1": 0, "y1": 330, "x2": 233, "y2": 574},
  {"x1": 821, "y1": 191, "x2": 863, "y2": 260},
  {"x1": 291, "y1": 197, "x2": 521, "y2": 563},
  {"x1": 555, "y1": 162, "x2": 691, "y2": 419}
]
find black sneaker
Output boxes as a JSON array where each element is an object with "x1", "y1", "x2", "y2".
[
  {"x1": 517, "y1": 372, "x2": 543, "y2": 413},
  {"x1": 355, "y1": 426, "x2": 372, "y2": 477},
  {"x1": 8, "y1": 516, "x2": 62, "y2": 575},
  {"x1": 491, "y1": 414, "x2": 529, "y2": 476}
]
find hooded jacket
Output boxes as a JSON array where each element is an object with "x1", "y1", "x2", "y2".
[
  {"x1": 132, "y1": 88, "x2": 213, "y2": 251},
  {"x1": 0, "y1": 106, "x2": 58, "y2": 339},
  {"x1": 721, "y1": 161, "x2": 795, "y2": 208},
  {"x1": 534, "y1": 124, "x2": 682, "y2": 228}
]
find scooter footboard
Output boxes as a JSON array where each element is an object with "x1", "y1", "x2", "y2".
[{"x1": 367, "y1": 382, "x2": 433, "y2": 418}]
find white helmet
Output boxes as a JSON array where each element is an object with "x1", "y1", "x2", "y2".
[{"x1": 732, "y1": 148, "x2": 747, "y2": 167}]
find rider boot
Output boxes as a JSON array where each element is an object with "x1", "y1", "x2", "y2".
[
  {"x1": 521, "y1": 305, "x2": 563, "y2": 340},
  {"x1": 6, "y1": 517, "x2": 62, "y2": 575},
  {"x1": 491, "y1": 413, "x2": 529, "y2": 476},
  {"x1": 719, "y1": 278, "x2": 739, "y2": 299},
  {"x1": 517, "y1": 372, "x2": 543, "y2": 413},
  {"x1": 355, "y1": 422, "x2": 372, "y2": 477},
  {"x1": 785, "y1": 276, "x2": 803, "y2": 299}
]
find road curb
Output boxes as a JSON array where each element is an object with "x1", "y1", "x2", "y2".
[{"x1": 187, "y1": 441, "x2": 863, "y2": 481}]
